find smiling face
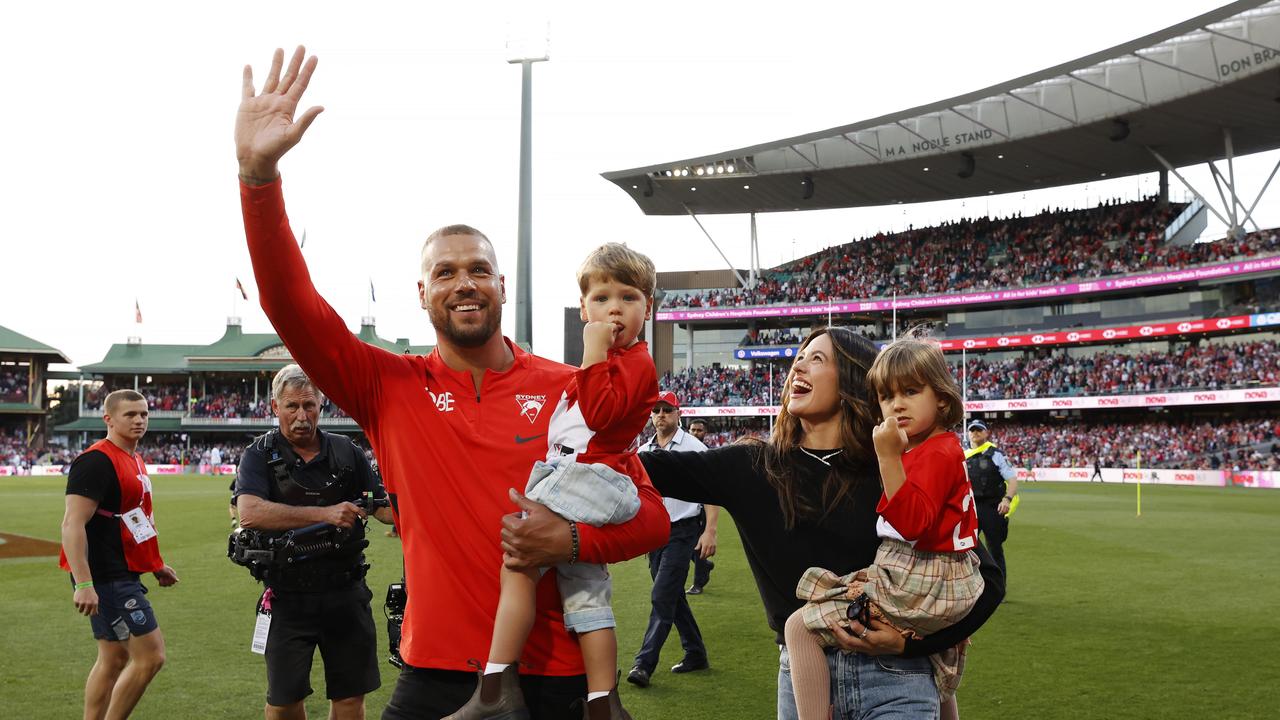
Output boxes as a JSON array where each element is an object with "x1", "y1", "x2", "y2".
[
  {"x1": 785, "y1": 333, "x2": 840, "y2": 424},
  {"x1": 579, "y1": 277, "x2": 652, "y2": 349},
  {"x1": 418, "y1": 233, "x2": 506, "y2": 349},
  {"x1": 877, "y1": 382, "x2": 946, "y2": 448}
]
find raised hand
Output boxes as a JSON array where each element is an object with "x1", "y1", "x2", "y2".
[
  {"x1": 872, "y1": 415, "x2": 909, "y2": 458},
  {"x1": 236, "y1": 46, "x2": 324, "y2": 184}
]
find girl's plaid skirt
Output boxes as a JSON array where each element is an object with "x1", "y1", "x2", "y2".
[{"x1": 795, "y1": 538, "x2": 984, "y2": 698}]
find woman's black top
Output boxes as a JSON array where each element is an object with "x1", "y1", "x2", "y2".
[{"x1": 640, "y1": 443, "x2": 1004, "y2": 655}]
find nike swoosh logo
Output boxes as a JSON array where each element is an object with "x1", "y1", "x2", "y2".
[{"x1": 514, "y1": 434, "x2": 546, "y2": 444}]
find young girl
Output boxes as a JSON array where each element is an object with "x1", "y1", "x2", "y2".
[
  {"x1": 783, "y1": 337, "x2": 984, "y2": 719},
  {"x1": 448, "y1": 243, "x2": 658, "y2": 720}
]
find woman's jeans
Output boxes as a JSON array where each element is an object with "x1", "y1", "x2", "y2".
[{"x1": 777, "y1": 645, "x2": 938, "y2": 720}]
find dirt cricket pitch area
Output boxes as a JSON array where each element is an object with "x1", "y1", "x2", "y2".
[{"x1": 0, "y1": 532, "x2": 61, "y2": 559}]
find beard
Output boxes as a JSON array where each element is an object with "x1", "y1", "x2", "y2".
[{"x1": 429, "y1": 304, "x2": 502, "y2": 348}]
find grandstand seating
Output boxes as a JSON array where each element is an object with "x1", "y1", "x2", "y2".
[
  {"x1": 680, "y1": 416, "x2": 1280, "y2": 472},
  {"x1": 661, "y1": 199, "x2": 1280, "y2": 309},
  {"x1": 0, "y1": 366, "x2": 29, "y2": 403},
  {"x1": 667, "y1": 337, "x2": 1279, "y2": 406}
]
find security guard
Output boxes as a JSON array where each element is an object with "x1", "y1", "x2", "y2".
[
  {"x1": 965, "y1": 420, "x2": 1018, "y2": 586},
  {"x1": 234, "y1": 364, "x2": 393, "y2": 720}
]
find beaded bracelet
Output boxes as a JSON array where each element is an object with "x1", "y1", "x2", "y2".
[
  {"x1": 74, "y1": 581, "x2": 94, "y2": 590},
  {"x1": 568, "y1": 521, "x2": 580, "y2": 565}
]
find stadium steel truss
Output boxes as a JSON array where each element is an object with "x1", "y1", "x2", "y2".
[
  {"x1": 604, "y1": 0, "x2": 1280, "y2": 244},
  {"x1": 595, "y1": 1, "x2": 1280, "y2": 467}
]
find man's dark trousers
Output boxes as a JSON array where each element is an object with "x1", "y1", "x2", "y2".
[
  {"x1": 633, "y1": 514, "x2": 707, "y2": 673},
  {"x1": 976, "y1": 501, "x2": 1009, "y2": 582}
]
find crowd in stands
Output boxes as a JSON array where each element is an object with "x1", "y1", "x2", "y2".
[
  {"x1": 991, "y1": 418, "x2": 1280, "y2": 471},
  {"x1": 0, "y1": 365, "x2": 30, "y2": 403},
  {"x1": 741, "y1": 328, "x2": 807, "y2": 346},
  {"x1": 670, "y1": 338, "x2": 1280, "y2": 406},
  {"x1": 662, "y1": 199, "x2": 1280, "y2": 309},
  {"x1": 962, "y1": 339, "x2": 1280, "y2": 399},
  {"x1": 84, "y1": 382, "x2": 190, "y2": 412},
  {"x1": 740, "y1": 322, "x2": 943, "y2": 348},
  {"x1": 79, "y1": 380, "x2": 354, "y2": 419},
  {"x1": 143, "y1": 439, "x2": 245, "y2": 466},
  {"x1": 188, "y1": 381, "x2": 270, "y2": 418},
  {"x1": 661, "y1": 363, "x2": 786, "y2": 407},
  {"x1": 673, "y1": 416, "x2": 1279, "y2": 472}
]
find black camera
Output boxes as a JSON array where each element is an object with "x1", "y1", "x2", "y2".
[{"x1": 385, "y1": 582, "x2": 407, "y2": 668}]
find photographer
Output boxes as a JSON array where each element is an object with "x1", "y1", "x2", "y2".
[{"x1": 234, "y1": 364, "x2": 393, "y2": 720}]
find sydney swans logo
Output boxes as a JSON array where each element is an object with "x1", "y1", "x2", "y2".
[{"x1": 515, "y1": 394, "x2": 547, "y2": 424}]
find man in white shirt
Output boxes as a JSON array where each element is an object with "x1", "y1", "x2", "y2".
[{"x1": 627, "y1": 392, "x2": 713, "y2": 688}]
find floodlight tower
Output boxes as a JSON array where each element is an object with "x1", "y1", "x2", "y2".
[{"x1": 507, "y1": 24, "x2": 549, "y2": 349}]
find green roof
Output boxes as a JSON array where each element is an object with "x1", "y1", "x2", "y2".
[
  {"x1": 78, "y1": 322, "x2": 434, "y2": 375},
  {"x1": 0, "y1": 403, "x2": 44, "y2": 414},
  {"x1": 0, "y1": 325, "x2": 70, "y2": 363}
]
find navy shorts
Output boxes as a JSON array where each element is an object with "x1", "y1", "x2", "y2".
[{"x1": 88, "y1": 577, "x2": 159, "y2": 641}]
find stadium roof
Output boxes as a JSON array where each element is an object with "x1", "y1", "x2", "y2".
[
  {"x1": 0, "y1": 324, "x2": 70, "y2": 363},
  {"x1": 78, "y1": 320, "x2": 433, "y2": 374},
  {"x1": 603, "y1": 0, "x2": 1280, "y2": 215}
]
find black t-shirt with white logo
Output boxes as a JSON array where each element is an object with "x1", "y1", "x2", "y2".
[{"x1": 65, "y1": 450, "x2": 134, "y2": 582}]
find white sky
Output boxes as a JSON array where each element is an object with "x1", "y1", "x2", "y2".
[{"x1": 4, "y1": 0, "x2": 1277, "y2": 369}]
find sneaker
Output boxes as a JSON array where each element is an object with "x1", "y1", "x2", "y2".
[
  {"x1": 671, "y1": 656, "x2": 710, "y2": 674},
  {"x1": 443, "y1": 662, "x2": 530, "y2": 719},
  {"x1": 685, "y1": 584, "x2": 704, "y2": 595},
  {"x1": 625, "y1": 665, "x2": 650, "y2": 688}
]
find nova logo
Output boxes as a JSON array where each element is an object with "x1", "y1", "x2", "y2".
[
  {"x1": 1070, "y1": 471, "x2": 1088, "y2": 479},
  {"x1": 1245, "y1": 391, "x2": 1268, "y2": 399},
  {"x1": 1139, "y1": 326, "x2": 1154, "y2": 336},
  {"x1": 1175, "y1": 473, "x2": 1196, "y2": 482},
  {"x1": 1194, "y1": 394, "x2": 1216, "y2": 402},
  {"x1": 1032, "y1": 335, "x2": 1046, "y2": 344},
  {"x1": 1216, "y1": 318, "x2": 1232, "y2": 329},
  {"x1": 1177, "y1": 322, "x2": 1193, "y2": 333},
  {"x1": 717, "y1": 408, "x2": 735, "y2": 415},
  {"x1": 1099, "y1": 398, "x2": 1120, "y2": 405},
  {"x1": 1103, "y1": 329, "x2": 1118, "y2": 339},
  {"x1": 1067, "y1": 332, "x2": 1080, "y2": 342},
  {"x1": 1008, "y1": 401, "x2": 1027, "y2": 408},
  {"x1": 1052, "y1": 399, "x2": 1072, "y2": 407},
  {"x1": 1145, "y1": 396, "x2": 1167, "y2": 404},
  {"x1": 997, "y1": 337, "x2": 1010, "y2": 346}
]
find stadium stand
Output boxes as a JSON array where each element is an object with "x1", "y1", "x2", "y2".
[
  {"x1": 0, "y1": 365, "x2": 29, "y2": 403},
  {"x1": 668, "y1": 335, "x2": 1280, "y2": 405},
  {"x1": 659, "y1": 201, "x2": 1279, "y2": 310}
]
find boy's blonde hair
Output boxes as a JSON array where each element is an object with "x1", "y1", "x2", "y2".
[
  {"x1": 866, "y1": 336, "x2": 964, "y2": 429},
  {"x1": 577, "y1": 243, "x2": 657, "y2": 298}
]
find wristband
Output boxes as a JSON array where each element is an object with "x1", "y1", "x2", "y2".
[
  {"x1": 1003, "y1": 495, "x2": 1014, "y2": 501},
  {"x1": 74, "y1": 581, "x2": 94, "y2": 590},
  {"x1": 568, "y1": 521, "x2": 580, "y2": 565}
]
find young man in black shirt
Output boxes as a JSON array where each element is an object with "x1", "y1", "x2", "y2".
[{"x1": 59, "y1": 389, "x2": 179, "y2": 720}]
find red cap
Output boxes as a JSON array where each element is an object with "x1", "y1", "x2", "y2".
[{"x1": 656, "y1": 391, "x2": 681, "y2": 409}]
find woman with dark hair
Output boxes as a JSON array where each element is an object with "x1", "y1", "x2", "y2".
[{"x1": 640, "y1": 327, "x2": 1004, "y2": 719}]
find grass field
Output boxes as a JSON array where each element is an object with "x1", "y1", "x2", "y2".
[{"x1": 2, "y1": 476, "x2": 1278, "y2": 719}]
